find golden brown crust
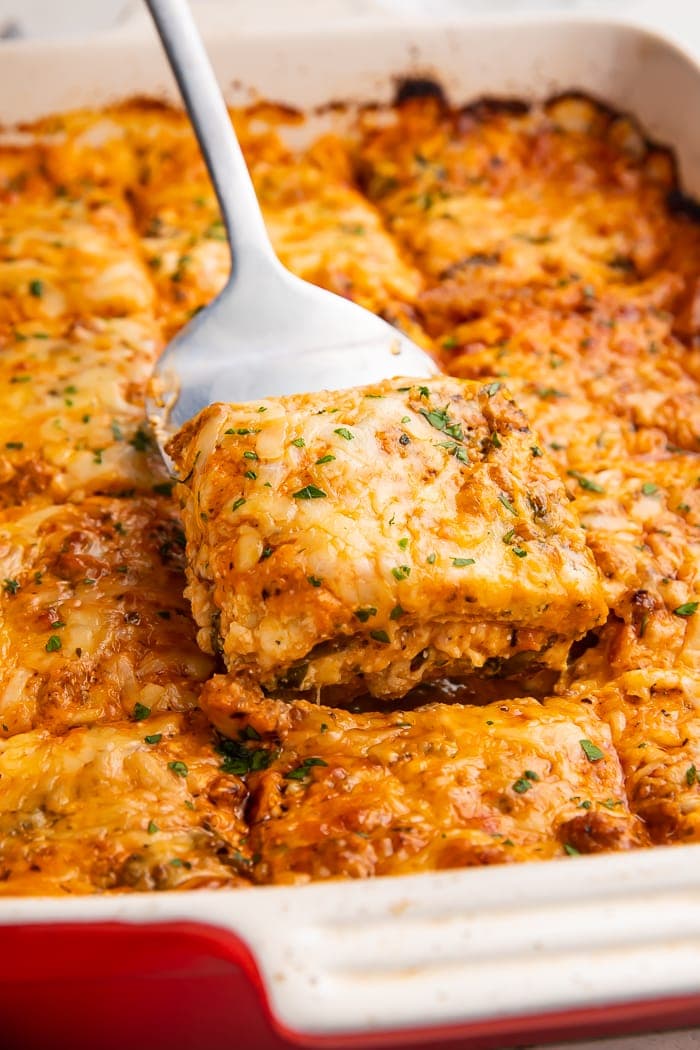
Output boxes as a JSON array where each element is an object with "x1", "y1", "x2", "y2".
[
  {"x1": 198, "y1": 677, "x2": 646, "y2": 883},
  {"x1": 169, "y1": 377, "x2": 606, "y2": 700},
  {"x1": 0, "y1": 91, "x2": 697, "y2": 892}
]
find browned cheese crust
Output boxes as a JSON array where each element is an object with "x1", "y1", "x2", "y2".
[
  {"x1": 169, "y1": 377, "x2": 606, "y2": 700},
  {"x1": 0, "y1": 92, "x2": 697, "y2": 893}
]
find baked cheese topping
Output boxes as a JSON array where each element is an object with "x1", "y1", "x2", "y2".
[
  {"x1": 0, "y1": 90, "x2": 697, "y2": 893},
  {"x1": 169, "y1": 376, "x2": 606, "y2": 699}
]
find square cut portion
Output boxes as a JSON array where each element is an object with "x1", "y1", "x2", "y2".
[
  {"x1": 200, "y1": 676, "x2": 647, "y2": 881},
  {"x1": 168, "y1": 376, "x2": 607, "y2": 700}
]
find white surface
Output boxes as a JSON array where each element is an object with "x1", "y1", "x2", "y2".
[{"x1": 2, "y1": 5, "x2": 700, "y2": 1050}]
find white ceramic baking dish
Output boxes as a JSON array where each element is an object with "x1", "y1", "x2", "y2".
[{"x1": 1, "y1": 12, "x2": 700, "y2": 1050}]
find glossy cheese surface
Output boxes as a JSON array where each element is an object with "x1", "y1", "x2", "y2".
[
  {"x1": 0, "y1": 92, "x2": 698, "y2": 894},
  {"x1": 170, "y1": 377, "x2": 605, "y2": 699}
]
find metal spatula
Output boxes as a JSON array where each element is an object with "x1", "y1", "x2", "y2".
[{"x1": 144, "y1": 0, "x2": 438, "y2": 453}]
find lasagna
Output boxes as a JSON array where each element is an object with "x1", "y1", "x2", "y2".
[
  {"x1": 0, "y1": 91, "x2": 698, "y2": 894},
  {"x1": 169, "y1": 377, "x2": 605, "y2": 701}
]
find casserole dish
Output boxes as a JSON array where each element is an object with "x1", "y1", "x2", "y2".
[{"x1": 2, "y1": 11, "x2": 700, "y2": 1049}]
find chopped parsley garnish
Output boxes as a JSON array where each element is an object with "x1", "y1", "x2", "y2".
[
  {"x1": 129, "y1": 426, "x2": 152, "y2": 453},
  {"x1": 147, "y1": 820, "x2": 158, "y2": 835},
  {"x1": 307, "y1": 575, "x2": 323, "y2": 588},
  {"x1": 293, "y1": 485, "x2": 327, "y2": 500},
  {"x1": 5, "y1": 441, "x2": 23, "y2": 450},
  {"x1": 674, "y1": 602, "x2": 698, "y2": 617},
  {"x1": 244, "y1": 470, "x2": 257, "y2": 480},
  {"x1": 315, "y1": 454, "x2": 335, "y2": 465},
  {"x1": 484, "y1": 381, "x2": 502, "y2": 397},
  {"x1": 111, "y1": 421, "x2": 123, "y2": 441},
  {"x1": 144, "y1": 733, "x2": 162, "y2": 745},
  {"x1": 391, "y1": 565, "x2": 411, "y2": 581},
  {"x1": 370, "y1": 629, "x2": 391, "y2": 644},
  {"x1": 491, "y1": 431, "x2": 502, "y2": 448},
  {"x1": 512, "y1": 547, "x2": 527, "y2": 558},
  {"x1": 419, "y1": 405, "x2": 464, "y2": 441},
  {"x1": 502, "y1": 529, "x2": 515, "y2": 544},
  {"x1": 564, "y1": 844, "x2": 580, "y2": 856},
  {"x1": 686, "y1": 764, "x2": 698, "y2": 787},
  {"x1": 232, "y1": 497, "x2": 247, "y2": 511},
  {"x1": 152, "y1": 481, "x2": 174, "y2": 497},
  {"x1": 29, "y1": 279, "x2": 43, "y2": 298},
  {"x1": 390, "y1": 604, "x2": 406, "y2": 620},
  {"x1": 218, "y1": 735, "x2": 275, "y2": 775},
  {"x1": 580, "y1": 739, "x2": 604, "y2": 762},
  {"x1": 291, "y1": 437, "x2": 305, "y2": 447},
  {"x1": 512, "y1": 776, "x2": 534, "y2": 794},
  {"x1": 642, "y1": 482, "x2": 659, "y2": 496},
  {"x1": 567, "y1": 470, "x2": 605, "y2": 494},
  {"x1": 168, "y1": 761, "x2": 188, "y2": 777},
  {"x1": 452, "y1": 557, "x2": 475, "y2": 567},
  {"x1": 51, "y1": 620, "x2": 65, "y2": 628},
  {"x1": 334, "y1": 427, "x2": 354, "y2": 441},
  {"x1": 426, "y1": 553, "x2": 437, "y2": 565},
  {"x1": 3, "y1": 578, "x2": 20, "y2": 595},
  {"x1": 133, "y1": 702, "x2": 151, "y2": 721},
  {"x1": 530, "y1": 445, "x2": 543, "y2": 457},
  {"x1": 498, "y1": 493, "x2": 518, "y2": 515},
  {"x1": 284, "y1": 756, "x2": 328, "y2": 781},
  {"x1": 354, "y1": 607, "x2": 377, "y2": 622},
  {"x1": 398, "y1": 537, "x2": 409, "y2": 550},
  {"x1": 243, "y1": 450, "x2": 258, "y2": 461},
  {"x1": 438, "y1": 440, "x2": 468, "y2": 462},
  {"x1": 45, "y1": 635, "x2": 62, "y2": 652},
  {"x1": 537, "y1": 387, "x2": 567, "y2": 400},
  {"x1": 10, "y1": 374, "x2": 31, "y2": 383}
]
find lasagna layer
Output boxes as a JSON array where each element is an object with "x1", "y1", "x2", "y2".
[{"x1": 169, "y1": 376, "x2": 606, "y2": 699}]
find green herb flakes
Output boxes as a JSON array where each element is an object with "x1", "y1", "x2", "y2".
[
  {"x1": 232, "y1": 497, "x2": 247, "y2": 512},
  {"x1": 452, "y1": 557, "x2": 475, "y2": 567},
  {"x1": 564, "y1": 844, "x2": 580, "y2": 856},
  {"x1": 144, "y1": 733, "x2": 162, "y2": 745},
  {"x1": 567, "y1": 470, "x2": 605, "y2": 494},
  {"x1": 580, "y1": 739, "x2": 604, "y2": 762},
  {"x1": 284, "y1": 756, "x2": 328, "y2": 781},
  {"x1": 133, "y1": 702, "x2": 151, "y2": 721},
  {"x1": 45, "y1": 635, "x2": 61, "y2": 653},
  {"x1": 391, "y1": 565, "x2": 411, "y2": 581},
  {"x1": 674, "y1": 602, "x2": 698, "y2": 617},
  {"x1": 498, "y1": 493, "x2": 518, "y2": 515},
  {"x1": 168, "y1": 760, "x2": 188, "y2": 777},
  {"x1": 307, "y1": 575, "x2": 323, "y2": 588},
  {"x1": 291, "y1": 437, "x2": 305, "y2": 447},
  {"x1": 3, "y1": 579, "x2": 19, "y2": 595},
  {"x1": 293, "y1": 485, "x2": 327, "y2": 500},
  {"x1": 334, "y1": 427, "x2": 354, "y2": 441},
  {"x1": 370, "y1": 629, "x2": 390, "y2": 644},
  {"x1": 354, "y1": 607, "x2": 377, "y2": 622}
]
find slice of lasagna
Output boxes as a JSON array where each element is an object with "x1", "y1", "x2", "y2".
[
  {"x1": 169, "y1": 375, "x2": 606, "y2": 702},
  {"x1": 200, "y1": 676, "x2": 647, "y2": 881}
]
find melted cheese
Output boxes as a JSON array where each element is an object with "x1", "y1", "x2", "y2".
[
  {"x1": 170, "y1": 377, "x2": 605, "y2": 699},
  {"x1": 0, "y1": 91, "x2": 697, "y2": 893}
]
